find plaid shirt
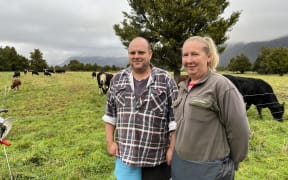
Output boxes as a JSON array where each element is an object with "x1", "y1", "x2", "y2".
[{"x1": 103, "y1": 65, "x2": 178, "y2": 167}]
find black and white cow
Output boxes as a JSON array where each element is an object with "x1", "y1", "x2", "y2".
[
  {"x1": 96, "y1": 72, "x2": 113, "y2": 94},
  {"x1": 223, "y1": 74, "x2": 285, "y2": 121}
]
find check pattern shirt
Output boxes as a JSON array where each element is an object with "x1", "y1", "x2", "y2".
[{"x1": 103, "y1": 66, "x2": 178, "y2": 167}]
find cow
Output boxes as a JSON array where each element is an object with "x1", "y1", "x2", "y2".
[
  {"x1": 96, "y1": 72, "x2": 113, "y2": 94},
  {"x1": 55, "y1": 69, "x2": 66, "y2": 73},
  {"x1": 10, "y1": 78, "x2": 21, "y2": 90},
  {"x1": 44, "y1": 69, "x2": 55, "y2": 73},
  {"x1": 44, "y1": 71, "x2": 52, "y2": 76},
  {"x1": 92, "y1": 71, "x2": 96, "y2": 79},
  {"x1": 13, "y1": 71, "x2": 20, "y2": 78},
  {"x1": 32, "y1": 70, "x2": 39, "y2": 76},
  {"x1": 223, "y1": 74, "x2": 285, "y2": 121}
]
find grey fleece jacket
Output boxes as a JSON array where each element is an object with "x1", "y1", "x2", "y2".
[{"x1": 173, "y1": 71, "x2": 250, "y2": 168}]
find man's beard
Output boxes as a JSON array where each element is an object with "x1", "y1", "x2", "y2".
[{"x1": 131, "y1": 61, "x2": 149, "y2": 73}]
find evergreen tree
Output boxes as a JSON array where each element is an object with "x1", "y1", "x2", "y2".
[
  {"x1": 67, "y1": 59, "x2": 84, "y2": 71},
  {"x1": 227, "y1": 54, "x2": 251, "y2": 73},
  {"x1": 29, "y1": 49, "x2": 48, "y2": 71},
  {"x1": 0, "y1": 46, "x2": 29, "y2": 71},
  {"x1": 114, "y1": 0, "x2": 240, "y2": 80},
  {"x1": 254, "y1": 47, "x2": 288, "y2": 75}
]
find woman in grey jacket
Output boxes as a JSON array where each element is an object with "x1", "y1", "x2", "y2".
[{"x1": 171, "y1": 36, "x2": 250, "y2": 180}]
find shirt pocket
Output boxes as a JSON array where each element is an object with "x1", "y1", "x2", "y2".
[
  {"x1": 188, "y1": 97, "x2": 219, "y2": 122},
  {"x1": 114, "y1": 86, "x2": 130, "y2": 108},
  {"x1": 189, "y1": 97, "x2": 219, "y2": 112},
  {"x1": 152, "y1": 88, "x2": 167, "y2": 113}
]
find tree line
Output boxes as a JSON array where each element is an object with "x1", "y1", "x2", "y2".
[
  {"x1": 227, "y1": 47, "x2": 288, "y2": 75},
  {"x1": 0, "y1": 46, "x2": 123, "y2": 72},
  {"x1": 1, "y1": 44, "x2": 287, "y2": 75}
]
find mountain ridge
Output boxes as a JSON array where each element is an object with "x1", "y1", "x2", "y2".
[
  {"x1": 220, "y1": 35, "x2": 288, "y2": 67},
  {"x1": 62, "y1": 35, "x2": 288, "y2": 68},
  {"x1": 62, "y1": 56, "x2": 128, "y2": 67}
]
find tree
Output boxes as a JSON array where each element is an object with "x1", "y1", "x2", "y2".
[
  {"x1": 267, "y1": 47, "x2": 288, "y2": 76},
  {"x1": 29, "y1": 49, "x2": 48, "y2": 71},
  {"x1": 0, "y1": 46, "x2": 29, "y2": 71},
  {"x1": 227, "y1": 54, "x2": 251, "y2": 73},
  {"x1": 254, "y1": 47, "x2": 288, "y2": 75},
  {"x1": 0, "y1": 46, "x2": 17, "y2": 71},
  {"x1": 114, "y1": 0, "x2": 240, "y2": 80},
  {"x1": 227, "y1": 57, "x2": 237, "y2": 72},
  {"x1": 67, "y1": 59, "x2": 84, "y2": 71},
  {"x1": 253, "y1": 47, "x2": 271, "y2": 74}
]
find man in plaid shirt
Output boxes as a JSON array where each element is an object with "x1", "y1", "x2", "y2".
[{"x1": 103, "y1": 37, "x2": 178, "y2": 180}]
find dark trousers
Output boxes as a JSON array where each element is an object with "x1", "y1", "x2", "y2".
[
  {"x1": 172, "y1": 150, "x2": 234, "y2": 180},
  {"x1": 142, "y1": 163, "x2": 171, "y2": 180}
]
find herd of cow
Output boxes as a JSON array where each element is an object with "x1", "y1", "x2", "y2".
[
  {"x1": 9, "y1": 69, "x2": 66, "y2": 91},
  {"x1": 10, "y1": 70, "x2": 286, "y2": 121}
]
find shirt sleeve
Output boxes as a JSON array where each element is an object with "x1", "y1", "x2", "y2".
[
  {"x1": 102, "y1": 77, "x2": 117, "y2": 125},
  {"x1": 167, "y1": 74, "x2": 179, "y2": 131}
]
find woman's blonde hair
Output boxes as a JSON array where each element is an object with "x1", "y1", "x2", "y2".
[{"x1": 183, "y1": 36, "x2": 219, "y2": 71}]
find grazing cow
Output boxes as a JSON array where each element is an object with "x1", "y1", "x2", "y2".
[
  {"x1": 92, "y1": 71, "x2": 96, "y2": 79},
  {"x1": 24, "y1": 69, "x2": 28, "y2": 75},
  {"x1": 10, "y1": 78, "x2": 21, "y2": 90},
  {"x1": 13, "y1": 71, "x2": 20, "y2": 78},
  {"x1": 55, "y1": 69, "x2": 66, "y2": 73},
  {"x1": 223, "y1": 74, "x2": 285, "y2": 121},
  {"x1": 96, "y1": 72, "x2": 113, "y2": 94},
  {"x1": 44, "y1": 71, "x2": 52, "y2": 76},
  {"x1": 44, "y1": 68, "x2": 54, "y2": 73},
  {"x1": 32, "y1": 70, "x2": 39, "y2": 76}
]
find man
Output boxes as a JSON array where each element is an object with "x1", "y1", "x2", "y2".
[{"x1": 103, "y1": 37, "x2": 178, "y2": 180}]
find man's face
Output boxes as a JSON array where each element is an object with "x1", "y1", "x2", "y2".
[{"x1": 128, "y1": 38, "x2": 152, "y2": 73}]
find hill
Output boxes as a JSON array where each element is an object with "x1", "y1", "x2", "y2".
[
  {"x1": 61, "y1": 35, "x2": 288, "y2": 68},
  {"x1": 220, "y1": 35, "x2": 288, "y2": 67}
]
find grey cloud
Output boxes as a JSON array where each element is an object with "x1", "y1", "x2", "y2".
[{"x1": 0, "y1": 0, "x2": 287, "y2": 65}]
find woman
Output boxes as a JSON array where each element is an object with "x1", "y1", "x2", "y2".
[{"x1": 171, "y1": 36, "x2": 250, "y2": 180}]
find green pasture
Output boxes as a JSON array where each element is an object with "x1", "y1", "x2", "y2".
[{"x1": 0, "y1": 71, "x2": 287, "y2": 179}]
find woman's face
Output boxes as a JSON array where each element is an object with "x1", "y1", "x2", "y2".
[{"x1": 182, "y1": 40, "x2": 211, "y2": 79}]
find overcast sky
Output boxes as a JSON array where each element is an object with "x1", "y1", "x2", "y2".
[{"x1": 0, "y1": 0, "x2": 287, "y2": 65}]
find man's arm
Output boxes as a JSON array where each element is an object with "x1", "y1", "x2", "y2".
[
  {"x1": 166, "y1": 131, "x2": 175, "y2": 165},
  {"x1": 105, "y1": 123, "x2": 119, "y2": 157}
]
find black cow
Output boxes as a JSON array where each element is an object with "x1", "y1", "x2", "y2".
[
  {"x1": 32, "y1": 70, "x2": 39, "y2": 76},
  {"x1": 13, "y1": 71, "x2": 20, "y2": 78},
  {"x1": 55, "y1": 69, "x2": 66, "y2": 73},
  {"x1": 92, "y1": 71, "x2": 96, "y2": 79},
  {"x1": 96, "y1": 72, "x2": 113, "y2": 94},
  {"x1": 44, "y1": 71, "x2": 52, "y2": 76},
  {"x1": 45, "y1": 69, "x2": 55, "y2": 73},
  {"x1": 223, "y1": 74, "x2": 285, "y2": 121}
]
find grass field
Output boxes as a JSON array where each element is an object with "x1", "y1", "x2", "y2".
[{"x1": 0, "y1": 71, "x2": 287, "y2": 179}]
